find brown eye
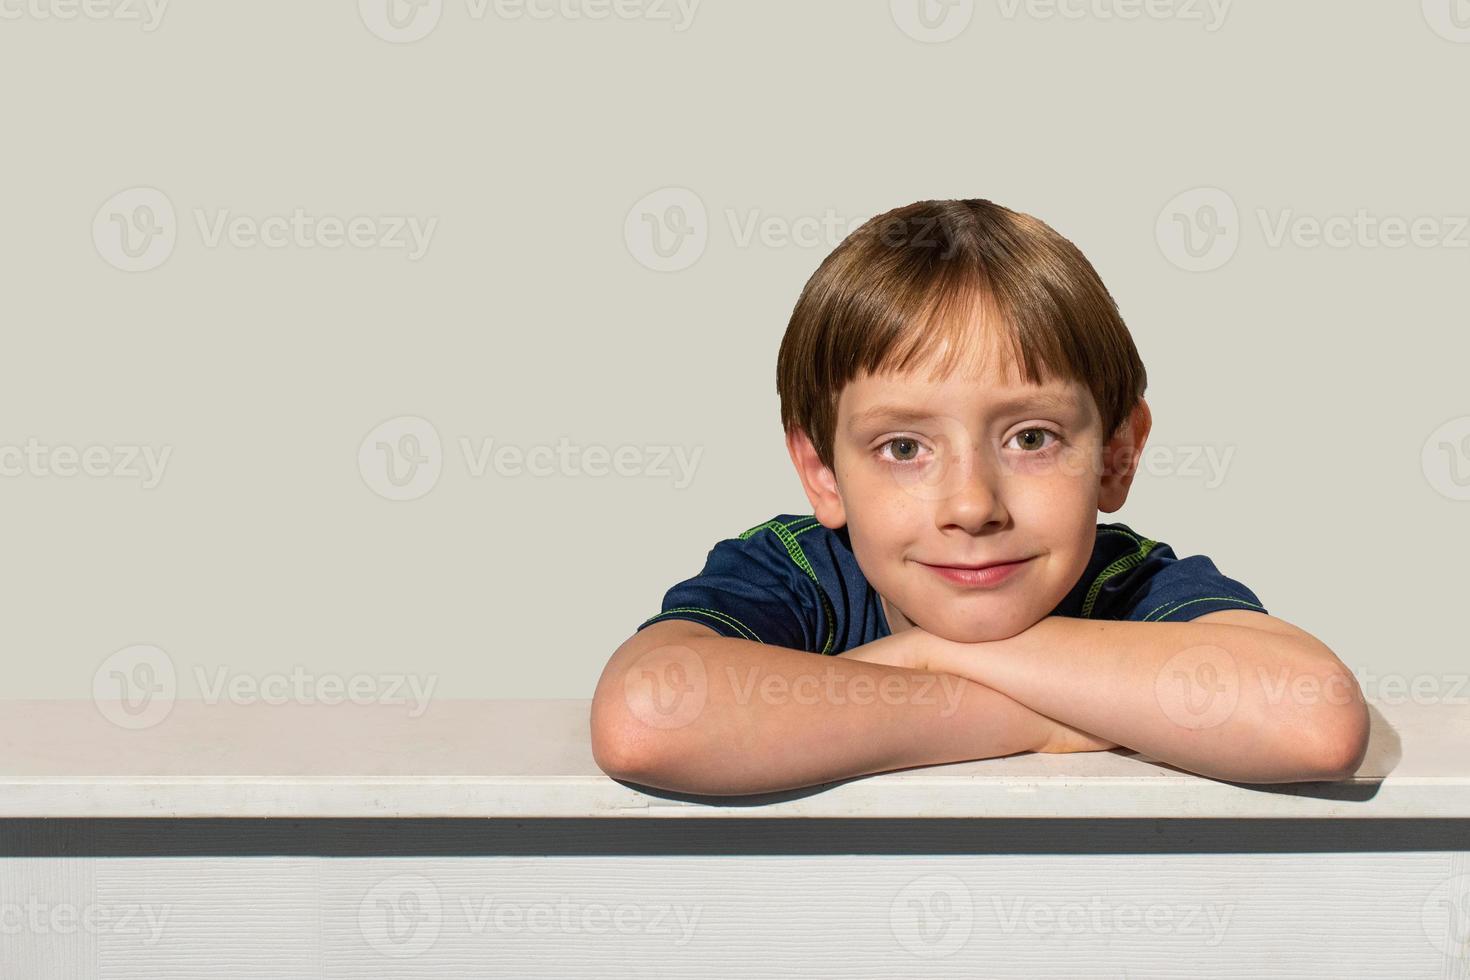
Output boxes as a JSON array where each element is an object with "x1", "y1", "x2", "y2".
[
  {"x1": 883, "y1": 438, "x2": 921, "y2": 462},
  {"x1": 1010, "y1": 428, "x2": 1059, "y2": 453}
]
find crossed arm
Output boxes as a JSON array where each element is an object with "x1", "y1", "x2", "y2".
[{"x1": 844, "y1": 609, "x2": 1370, "y2": 784}]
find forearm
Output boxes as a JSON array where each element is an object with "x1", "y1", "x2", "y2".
[
  {"x1": 913, "y1": 616, "x2": 1366, "y2": 784},
  {"x1": 597, "y1": 630, "x2": 1055, "y2": 796}
]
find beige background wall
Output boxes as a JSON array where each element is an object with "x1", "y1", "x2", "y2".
[{"x1": 1, "y1": 0, "x2": 1465, "y2": 704}]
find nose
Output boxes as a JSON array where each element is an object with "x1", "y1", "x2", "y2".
[{"x1": 933, "y1": 443, "x2": 1010, "y2": 533}]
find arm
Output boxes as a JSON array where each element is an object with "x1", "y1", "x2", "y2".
[
  {"x1": 589, "y1": 618, "x2": 1080, "y2": 796},
  {"x1": 904, "y1": 611, "x2": 1370, "y2": 784}
]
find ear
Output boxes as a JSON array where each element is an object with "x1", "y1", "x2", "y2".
[
  {"x1": 785, "y1": 427, "x2": 848, "y2": 528},
  {"x1": 1098, "y1": 397, "x2": 1151, "y2": 514}
]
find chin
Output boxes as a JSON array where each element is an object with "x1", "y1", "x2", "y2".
[{"x1": 921, "y1": 614, "x2": 1035, "y2": 645}]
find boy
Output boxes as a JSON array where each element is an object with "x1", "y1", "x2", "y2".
[{"x1": 591, "y1": 198, "x2": 1368, "y2": 796}]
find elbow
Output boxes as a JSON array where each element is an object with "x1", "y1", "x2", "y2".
[
  {"x1": 589, "y1": 632, "x2": 706, "y2": 785},
  {"x1": 1313, "y1": 704, "x2": 1371, "y2": 782},
  {"x1": 1297, "y1": 673, "x2": 1372, "y2": 781},
  {"x1": 589, "y1": 687, "x2": 659, "y2": 782},
  {"x1": 591, "y1": 720, "x2": 652, "y2": 782}
]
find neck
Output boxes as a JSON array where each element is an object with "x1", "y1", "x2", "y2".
[{"x1": 880, "y1": 594, "x2": 914, "y2": 634}]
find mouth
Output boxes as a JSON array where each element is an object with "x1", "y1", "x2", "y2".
[
  {"x1": 919, "y1": 556, "x2": 1033, "y2": 588},
  {"x1": 925, "y1": 558, "x2": 1032, "y2": 571}
]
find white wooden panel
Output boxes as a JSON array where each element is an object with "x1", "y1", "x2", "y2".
[
  {"x1": 1, "y1": 853, "x2": 1465, "y2": 978},
  {"x1": 0, "y1": 699, "x2": 1463, "y2": 819}
]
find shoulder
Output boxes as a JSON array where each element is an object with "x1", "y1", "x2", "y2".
[
  {"x1": 690, "y1": 513, "x2": 828, "y2": 566},
  {"x1": 704, "y1": 513, "x2": 839, "y2": 595},
  {"x1": 727, "y1": 513, "x2": 833, "y2": 564},
  {"x1": 1087, "y1": 521, "x2": 1269, "y2": 623},
  {"x1": 636, "y1": 512, "x2": 832, "y2": 652},
  {"x1": 623, "y1": 511, "x2": 832, "y2": 599},
  {"x1": 735, "y1": 513, "x2": 829, "y2": 544}
]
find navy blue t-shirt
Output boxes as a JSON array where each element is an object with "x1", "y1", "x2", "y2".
[{"x1": 636, "y1": 513, "x2": 1268, "y2": 655}]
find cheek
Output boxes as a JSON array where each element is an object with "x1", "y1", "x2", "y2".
[{"x1": 1002, "y1": 475, "x2": 1085, "y2": 521}]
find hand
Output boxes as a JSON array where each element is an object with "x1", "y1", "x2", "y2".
[
  {"x1": 834, "y1": 630, "x2": 918, "y2": 670},
  {"x1": 840, "y1": 626, "x2": 974, "y2": 675}
]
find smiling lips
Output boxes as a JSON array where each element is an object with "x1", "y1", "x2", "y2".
[{"x1": 920, "y1": 557, "x2": 1032, "y2": 587}]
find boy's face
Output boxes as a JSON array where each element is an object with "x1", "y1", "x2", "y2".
[{"x1": 788, "y1": 338, "x2": 1149, "y2": 645}]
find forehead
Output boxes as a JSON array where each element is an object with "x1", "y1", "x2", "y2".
[{"x1": 839, "y1": 356, "x2": 1091, "y2": 428}]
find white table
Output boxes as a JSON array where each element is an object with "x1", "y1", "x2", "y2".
[{"x1": 1, "y1": 698, "x2": 1465, "y2": 978}]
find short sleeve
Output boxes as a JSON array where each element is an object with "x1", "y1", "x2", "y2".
[
  {"x1": 1111, "y1": 542, "x2": 1268, "y2": 623},
  {"x1": 635, "y1": 531, "x2": 822, "y2": 651}
]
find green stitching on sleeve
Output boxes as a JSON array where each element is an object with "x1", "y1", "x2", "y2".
[
  {"x1": 734, "y1": 517, "x2": 837, "y2": 655},
  {"x1": 1081, "y1": 534, "x2": 1158, "y2": 618},
  {"x1": 640, "y1": 607, "x2": 762, "y2": 642},
  {"x1": 738, "y1": 520, "x2": 767, "y2": 538},
  {"x1": 1142, "y1": 596, "x2": 1266, "y2": 622},
  {"x1": 707, "y1": 515, "x2": 833, "y2": 653},
  {"x1": 741, "y1": 514, "x2": 818, "y2": 539},
  {"x1": 765, "y1": 519, "x2": 837, "y2": 655}
]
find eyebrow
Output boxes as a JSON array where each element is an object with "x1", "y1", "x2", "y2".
[{"x1": 847, "y1": 391, "x2": 1080, "y2": 431}]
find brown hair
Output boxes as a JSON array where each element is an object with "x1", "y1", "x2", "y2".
[{"x1": 776, "y1": 198, "x2": 1147, "y2": 473}]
